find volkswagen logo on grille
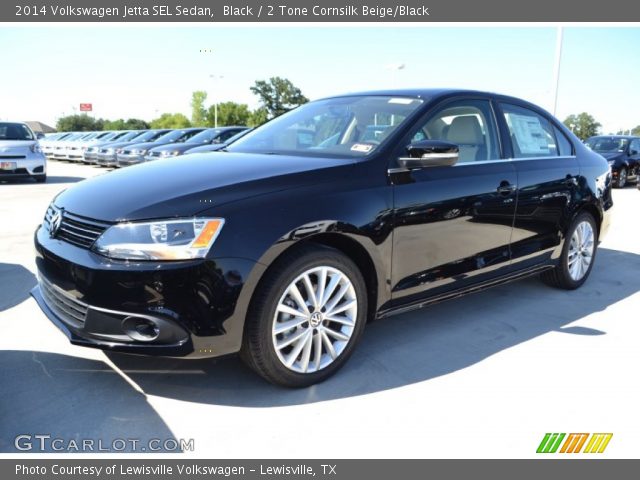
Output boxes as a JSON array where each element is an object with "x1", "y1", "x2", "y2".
[{"x1": 49, "y1": 210, "x2": 63, "y2": 238}]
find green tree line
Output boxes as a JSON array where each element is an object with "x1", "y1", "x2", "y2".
[{"x1": 56, "y1": 77, "x2": 308, "y2": 132}]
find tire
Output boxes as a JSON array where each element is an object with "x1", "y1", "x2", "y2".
[
  {"x1": 616, "y1": 167, "x2": 627, "y2": 188},
  {"x1": 542, "y1": 212, "x2": 598, "y2": 290},
  {"x1": 34, "y1": 174, "x2": 46, "y2": 183},
  {"x1": 241, "y1": 244, "x2": 368, "y2": 387}
]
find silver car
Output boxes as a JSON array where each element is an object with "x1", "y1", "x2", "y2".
[{"x1": 0, "y1": 122, "x2": 47, "y2": 183}]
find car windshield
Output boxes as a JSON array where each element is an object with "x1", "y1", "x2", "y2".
[
  {"x1": 117, "y1": 131, "x2": 144, "y2": 142},
  {"x1": 586, "y1": 137, "x2": 629, "y2": 153},
  {"x1": 225, "y1": 129, "x2": 252, "y2": 144},
  {"x1": 155, "y1": 130, "x2": 189, "y2": 143},
  {"x1": 0, "y1": 122, "x2": 35, "y2": 141},
  {"x1": 228, "y1": 96, "x2": 424, "y2": 158},
  {"x1": 186, "y1": 129, "x2": 222, "y2": 144}
]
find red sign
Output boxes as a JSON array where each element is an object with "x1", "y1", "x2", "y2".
[{"x1": 79, "y1": 103, "x2": 92, "y2": 112}]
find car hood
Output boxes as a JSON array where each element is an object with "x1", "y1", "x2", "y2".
[
  {"x1": 184, "y1": 144, "x2": 226, "y2": 154},
  {"x1": 54, "y1": 153, "x2": 353, "y2": 222},
  {"x1": 0, "y1": 140, "x2": 37, "y2": 154},
  {"x1": 149, "y1": 142, "x2": 204, "y2": 153}
]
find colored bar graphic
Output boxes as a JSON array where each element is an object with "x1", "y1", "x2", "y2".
[
  {"x1": 537, "y1": 433, "x2": 565, "y2": 453},
  {"x1": 538, "y1": 433, "x2": 613, "y2": 454},
  {"x1": 584, "y1": 433, "x2": 613, "y2": 453},
  {"x1": 560, "y1": 433, "x2": 588, "y2": 453}
]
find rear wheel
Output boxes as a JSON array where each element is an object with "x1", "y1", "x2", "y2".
[
  {"x1": 542, "y1": 212, "x2": 597, "y2": 290},
  {"x1": 241, "y1": 245, "x2": 367, "y2": 387}
]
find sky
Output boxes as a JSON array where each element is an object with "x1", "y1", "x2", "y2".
[{"x1": 0, "y1": 26, "x2": 638, "y2": 133}]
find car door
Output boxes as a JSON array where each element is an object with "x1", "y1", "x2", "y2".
[
  {"x1": 389, "y1": 97, "x2": 517, "y2": 305},
  {"x1": 496, "y1": 101, "x2": 581, "y2": 269}
]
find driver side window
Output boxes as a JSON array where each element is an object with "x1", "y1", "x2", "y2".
[{"x1": 410, "y1": 99, "x2": 500, "y2": 163}]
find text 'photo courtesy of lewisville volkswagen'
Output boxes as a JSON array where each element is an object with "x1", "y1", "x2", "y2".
[{"x1": 32, "y1": 90, "x2": 612, "y2": 387}]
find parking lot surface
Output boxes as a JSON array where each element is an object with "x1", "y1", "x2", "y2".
[{"x1": 1, "y1": 161, "x2": 639, "y2": 457}]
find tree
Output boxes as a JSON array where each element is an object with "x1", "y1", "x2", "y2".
[
  {"x1": 563, "y1": 113, "x2": 601, "y2": 140},
  {"x1": 632, "y1": 125, "x2": 640, "y2": 136},
  {"x1": 206, "y1": 102, "x2": 251, "y2": 126},
  {"x1": 248, "y1": 107, "x2": 269, "y2": 127},
  {"x1": 250, "y1": 77, "x2": 308, "y2": 119},
  {"x1": 150, "y1": 113, "x2": 191, "y2": 129},
  {"x1": 103, "y1": 118, "x2": 150, "y2": 130},
  {"x1": 191, "y1": 91, "x2": 208, "y2": 126},
  {"x1": 56, "y1": 114, "x2": 103, "y2": 132}
]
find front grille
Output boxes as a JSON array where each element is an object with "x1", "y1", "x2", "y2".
[
  {"x1": 150, "y1": 151, "x2": 162, "y2": 157},
  {"x1": 122, "y1": 150, "x2": 131, "y2": 154},
  {"x1": 45, "y1": 206, "x2": 111, "y2": 249},
  {"x1": 39, "y1": 274, "x2": 88, "y2": 328}
]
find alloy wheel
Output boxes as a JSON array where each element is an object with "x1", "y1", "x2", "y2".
[
  {"x1": 272, "y1": 266, "x2": 357, "y2": 374},
  {"x1": 567, "y1": 220, "x2": 595, "y2": 281}
]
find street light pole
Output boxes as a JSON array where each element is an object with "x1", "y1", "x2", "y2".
[
  {"x1": 209, "y1": 74, "x2": 224, "y2": 128},
  {"x1": 552, "y1": 26, "x2": 564, "y2": 117}
]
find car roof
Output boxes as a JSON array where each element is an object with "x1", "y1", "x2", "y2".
[
  {"x1": 587, "y1": 135, "x2": 638, "y2": 140},
  {"x1": 327, "y1": 88, "x2": 502, "y2": 100}
]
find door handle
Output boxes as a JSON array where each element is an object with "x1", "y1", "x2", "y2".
[{"x1": 497, "y1": 181, "x2": 516, "y2": 196}]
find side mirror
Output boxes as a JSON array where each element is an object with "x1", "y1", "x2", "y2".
[
  {"x1": 36, "y1": 132, "x2": 45, "y2": 140},
  {"x1": 630, "y1": 149, "x2": 639, "y2": 156},
  {"x1": 398, "y1": 140, "x2": 459, "y2": 169}
]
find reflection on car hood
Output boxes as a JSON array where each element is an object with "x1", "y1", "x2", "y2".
[
  {"x1": 184, "y1": 144, "x2": 227, "y2": 154},
  {"x1": 599, "y1": 152, "x2": 624, "y2": 160},
  {"x1": 149, "y1": 142, "x2": 206, "y2": 153},
  {"x1": 54, "y1": 153, "x2": 353, "y2": 222}
]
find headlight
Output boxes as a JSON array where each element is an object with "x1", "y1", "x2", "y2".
[
  {"x1": 30, "y1": 143, "x2": 42, "y2": 153},
  {"x1": 607, "y1": 160, "x2": 615, "y2": 165},
  {"x1": 162, "y1": 150, "x2": 181, "y2": 157},
  {"x1": 116, "y1": 148, "x2": 124, "y2": 154},
  {"x1": 105, "y1": 148, "x2": 115, "y2": 154},
  {"x1": 93, "y1": 218, "x2": 225, "y2": 261},
  {"x1": 133, "y1": 149, "x2": 148, "y2": 155}
]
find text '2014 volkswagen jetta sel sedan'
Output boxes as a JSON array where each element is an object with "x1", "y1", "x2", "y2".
[{"x1": 32, "y1": 90, "x2": 612, "y2": 387}]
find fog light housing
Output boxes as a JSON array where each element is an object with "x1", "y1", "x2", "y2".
[{"x1": 122, "y1": 316, "x2": 160, "y2": 342}]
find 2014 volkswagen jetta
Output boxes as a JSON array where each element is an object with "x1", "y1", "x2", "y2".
[{"x1": 32, "y1": 90, "x2": 612, "y2": 387}]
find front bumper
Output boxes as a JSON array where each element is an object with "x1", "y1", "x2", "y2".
[
  {"x1": 67, "y1": 148, "x2": 84, "y2": 161},
  {"x1": 83, "y1": 151, "x2": 98, "y2": 163},
  {"x1": 0, "y1": 156, "x2": 46, "y2": 179},
  {"x1": 33, "y1": 224, "x2": 258, "y2": 358},
  {"x1": 96, "y1": 152, "x2": 118, "y2": 166},
  {"x1": 116, "y1": 153, "x2": 145, "y2": 166}
]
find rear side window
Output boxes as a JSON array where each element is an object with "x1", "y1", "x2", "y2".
[
  {"x1": 501, "y1": 103, "x2": 559, "y2": 158},
  {"x1": 554, "y1": 126, "x2": 574, "y2": 156}
]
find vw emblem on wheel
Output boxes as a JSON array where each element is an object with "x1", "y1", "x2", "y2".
[{"x1": 49, "y1": 210, "x2": 63, "y2": 238}]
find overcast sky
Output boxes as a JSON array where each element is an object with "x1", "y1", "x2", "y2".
[{"x1": 1, "y1": 26, "x2": 638, "y2": 132}]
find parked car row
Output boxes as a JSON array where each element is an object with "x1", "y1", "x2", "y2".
[
  {"x1": 41, "y1": 126, "x2": 251, "y2": 168},
  {"x1": 585, "y1": 135, "x2": 640, "y2": 188}
]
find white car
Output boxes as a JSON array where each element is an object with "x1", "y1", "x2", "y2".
[{"x1": 0, "y1": 122, "x2": 46, "y2": 183}]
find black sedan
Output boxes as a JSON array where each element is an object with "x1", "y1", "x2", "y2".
[
  {"x1": 32, "y1": 89, "x2": 612, "y2": 387},
  {"x1": 585, "y1": 135, "x2": 640, "y2": 187},
  {"x1": 145, "y1": 127, "x2": 248, "y2": 160}
]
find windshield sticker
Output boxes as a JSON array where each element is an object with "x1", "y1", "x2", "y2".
[{"x1": 351, "y1": 143, "x2": 374, "y2": 153}]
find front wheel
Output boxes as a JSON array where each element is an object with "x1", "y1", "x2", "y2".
[
  {"x1": 616, "y1": 167, "x2": 627, "y2": 188},
  {"x1": 542, "y1": 212, "x2": 598, "y2": 290},
  {"x1": 241, "y1": 245, "x2": 368, "y2": 387}
]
